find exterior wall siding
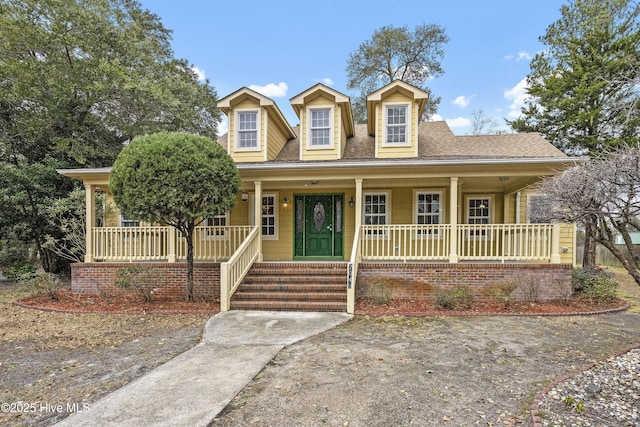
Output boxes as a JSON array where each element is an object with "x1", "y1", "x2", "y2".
[
  {"x1": 71, "y1": 262, "x2": 220, "y2": 300},
  {"x1": 356, "y1": 262, "x2": 573, "y2": 302}
]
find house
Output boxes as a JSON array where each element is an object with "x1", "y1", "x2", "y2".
[{"x1": 59, "y1": 80, "x2": 577, "y2": 314}]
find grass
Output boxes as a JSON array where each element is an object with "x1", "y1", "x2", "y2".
[{"x1": 607, "y1": 267, "x2": 640, "y2": 313}]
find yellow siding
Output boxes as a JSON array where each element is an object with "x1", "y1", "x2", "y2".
[
  {"x1": 300, "y1": 94, "x2": 341, "y2": 161},
  {"x1": 559, "y1": 223, "x2": 576, "y2": 265},
  {"x1": 228, "y1": 99, "x2": 265, "y2": 163},
  {"x1": 266, "y1": 112, "x2": 287, "y2": 161},
  {"x1": 376, "y1": 92, "x2": 418, "y2": 159}
]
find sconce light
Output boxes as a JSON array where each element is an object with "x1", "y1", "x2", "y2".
[
  {"x1": 282, "y1": 197, "x2": 289, "y2": 208},
  {"x1": 241, "y1": 193, "x2": 248, "y2": 202},
  {"x1": 349, "y1": 197, "x2": 354, "y2": 208}
]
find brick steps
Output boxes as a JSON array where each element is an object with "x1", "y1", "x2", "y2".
[{"x1": 230, "y1": 262, "x2": 347, "y2": 312}]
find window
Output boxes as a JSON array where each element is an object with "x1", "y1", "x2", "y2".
[
  {"x1": 237, "y1": 110, "x2": 258, "y2": 149},
  {"x1": 363, "y1": 192, "x2": 388, "y2": 235},
  {"x1": 467, "y1": 197, "x2": 491, "y2": 237},
  {"x1": 261, "y1": 195, "x2": 276, "y2": 237},
  {"x1": 386, "y1": 105, "x2": 408, "y2": 144},
  {"x1": 119, "y1": 215, "x2": 140, "y2": 227},
  {"x1": 204, "y1": 214, "x2": 227, "y2": 237},
  {"x1": 309, "y1": 108, "x2": 331, "y2": 147},
  {"x1": 416, "y1": 192, "x2": 442, "y2": 235},
  {"x1": 249, "y1": 194, "x2": 277, "y2": 238}
]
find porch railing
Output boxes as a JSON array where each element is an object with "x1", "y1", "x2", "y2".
[
  {"x1": 360, "y1": 224, "x2": 451, "y2": 261},
  {"x1": 357, "y1": 223, "x2": 558, "y2": 263},
  {"x1": 346, "y1": 225, "x2": 362, "y2": 314},
  {"x1": 92, "y1": 225, "x2": 253, "y2": 262},
  {"x1": 219, "y1": 225, "x2": 261, "y2": 311}
]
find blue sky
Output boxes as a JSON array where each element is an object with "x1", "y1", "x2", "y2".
[{"x1": 139, "y1": 0, "x2": 566, "y2": 135}]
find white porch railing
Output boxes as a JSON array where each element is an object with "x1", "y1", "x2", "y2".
[
  {"x1": 94, "y1": 226, "x2": 170, "y2": 261},
  {"x1": 346, "y1": 225, "x2": 362, "y2": 314},
  {"x1": 219, "y1": 225, "x2": 261, "y2": 311},
  {"x1": 457, "y1": 224, "x2": 554, "y2": 262},
  {"x1": 357, "y1": 223, "x2": 558, "y2": 263},
  {"x1": 92, "y1": 226, "x2": 253, "y2": 262},
  {"x1": 177, "y1": 226, "x2": 254, "y2": 261},
  {"x1": 360, "y1": 224, "x2": 451, "y2": 261}
]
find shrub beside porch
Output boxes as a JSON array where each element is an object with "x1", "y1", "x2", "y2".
[{"x1": 71, "y1": 262, "x2": 220, "y2": 301}]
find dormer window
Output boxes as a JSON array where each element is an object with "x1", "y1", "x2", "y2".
[
  {"x1": 309, "y1": 107, "x2": 332, "y2": 148},
  {"x1": 236, "y1": 110, "x2": 259, "y2": 150},
  {"x1": 385, "y1": 104, "x2": 408, "y2": 144}
]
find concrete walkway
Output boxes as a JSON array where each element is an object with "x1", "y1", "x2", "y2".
[{"x1": 55, "y1": 310, "x2": 351, "y2": 427}]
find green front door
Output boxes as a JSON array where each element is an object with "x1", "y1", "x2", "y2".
[{"x1": 294, "y1": 194, "x2": 344, "y2": 259}]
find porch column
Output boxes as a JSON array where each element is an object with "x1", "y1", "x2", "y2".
[
  {"x1": 84, "y1": 183, "x2": 95, "y2": 263},
  {"x1": 551, "y1": 223, "x2": 561, "y2": 264},
  {"x1": 449, "y1": 177, "x2": 459, "y2": 263},
  {"x1": 254, "y1": 181, "x2": 263, "y2": 262},
  {"x1": 354, "y1": 178, "x2": 363, "y2": 229}
]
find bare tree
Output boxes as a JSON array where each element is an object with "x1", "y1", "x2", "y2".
[
  {"x1": 470, "y1": 110, "x2": 499, "y2": 135},
  {"x1": 535, "y1": 146, "x2": 640, "y2": 285}
]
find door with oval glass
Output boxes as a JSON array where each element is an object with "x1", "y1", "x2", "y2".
[{"x1": 294, "y1": 194, "x2": 343, "y2": 259}]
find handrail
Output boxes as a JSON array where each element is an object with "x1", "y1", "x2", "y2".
[
  {"x1": 219, "y1": 225, "x2": 261, "y2": 311},
  {"x1": 346, "y1": 225, "x2": 362, "y2": 314}
]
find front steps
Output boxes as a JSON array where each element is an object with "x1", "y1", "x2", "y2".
[{"x1": 230, "y1": 262, "x2": 348, "y2": 312}]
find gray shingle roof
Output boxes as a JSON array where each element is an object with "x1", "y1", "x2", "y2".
[{"x1": 218, "y1": 121, "x2": 566, "y2": 164}]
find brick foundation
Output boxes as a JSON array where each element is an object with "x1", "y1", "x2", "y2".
[
  {"x1": 356, "y1": 262, "x2": 573, "y2": 302},
  {"x1": 70, "y1": 262, "x2": 220, "y2": 301}
]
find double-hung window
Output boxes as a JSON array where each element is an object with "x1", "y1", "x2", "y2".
[
  {"x1": 249, "y1": 194, "x2": 277, "y2": 238},
  {"x1": 204, "y1": 214, "x2": 227, "y2": 237},
  {"x1": 119, "y1": 215, "x2": 140, "y2": 228},
  {"x1": 237, "y1": 111, "x2": 258, "y2": 149},
  {"x1": 467, "y1": 197, "x2": 491, "y2": 237},
  {"x1": 310, "y1": 108, "x2": 331, "y2": 147},
  {"x1": 363, "y1": 192, "x2": 388, "y2": 235},
  {"x1": 416, "y1": 192, "x2": 442, "y2": 235},
  {"x1": 386, "y1": 105, "x2": 408, "y2": 144}
]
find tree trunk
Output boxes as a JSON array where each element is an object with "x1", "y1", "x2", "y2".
[
  {"x1": 582, "y1": 219, "x2": 597, "y2": 268},
  {"x1": 598, "y1": 238, "x2": 640, "y2": 287},
  {"x1": 185, "y1": 224, "x2": 195, "y2": 302}
]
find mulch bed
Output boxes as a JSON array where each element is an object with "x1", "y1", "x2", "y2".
[
  {"x1": 355, "y1": 297, "x2": 630, "y2": 316},
  {"x1": 14, "y1": 287, "x2": 629, "y2": 316}
]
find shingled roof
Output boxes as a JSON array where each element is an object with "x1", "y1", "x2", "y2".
[{"x1": 217, "y1": 121, "x2": 566, "y2": 163}]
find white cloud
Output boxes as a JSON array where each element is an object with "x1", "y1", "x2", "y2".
[
  {"x1": 504, "y1": 77, "x2": 530, "y2": 119},
  {"x1": 504, "y1": 51, "x2": 532, "y2": 61},
  {"x1": 452, "y1": 95, "x2": 473, "y2": 108},
  {"x1": 315, "y1": 77, "x2": 334, "y2": 86},
  {"x1": 248, "y1": 82, "x2": 288, "y2": 98},
  {"x1": 429, "y1": 114, "x2": 443, "y2": 122},
  {"x1": 191, "y1": 66, "x2": 206, "y2": 82},
  {"x1": 446, "y1": 117, "x2": 472, "y2": 128},
  {"x1": 217, "y1": 117, "x2": 228, "y2": 137}
]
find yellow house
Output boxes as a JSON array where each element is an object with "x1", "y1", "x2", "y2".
[{"x1": 60, "y1": 81, "x2": 578, "y2": 314}]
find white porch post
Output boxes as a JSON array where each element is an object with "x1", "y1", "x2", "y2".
[
  {"x1": 167, "y1": 228, "x2": 177, "y2": 263},
  {"x1": 84, "y1": 183, "x2": 95, "y2": 263},
  {"x1": 551, "y1": 223, "x2": 561, "y2": 264},
  {"x1": 354, "y1": 178, "x2": 363, "y2": 229},
  {"x1": 449, "y1": 177, "x2": 459, "y2": 263},
  {"x1": 254, "y1": 181, "x2": 263, "y2": 262}
]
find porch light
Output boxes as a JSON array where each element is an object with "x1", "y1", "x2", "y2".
[
  {"x1": 349, "y1": 197, "x2": 354, "y2": 207},
  {"x1": 241, "y1": 193, "x2": 248, "y2": 202},
  {"x1": 282, "y1": 197, "x2": 289, "y2": 208}
]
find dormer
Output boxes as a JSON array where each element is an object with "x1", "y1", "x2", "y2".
[
  {"x1": 217, "y1": 87, "x2": 295, "y2": 162},
  {"x1": 289, "y1": 84, "x2": 355, "y2": 161},
  {"x1": 366, "y1": 80, "x2": 429, "y2": 159}
]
